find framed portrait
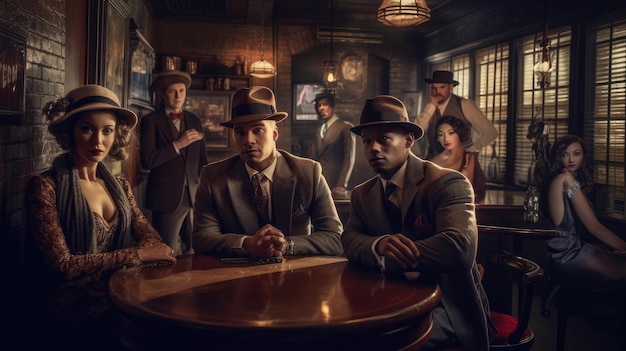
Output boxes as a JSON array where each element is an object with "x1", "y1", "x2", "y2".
[
  {"x1": 293, "y1": 83, "x2": 324, "y2": 122},
  {"x1": 129, "y1": 26, "x2": 155, "y2": 109},
  {"x1": 184, "y1": 90, "x2": 231, "y2": 149},
  {"x1": 0, "y1": 27, "x2": 26, "y2": 125},
  {"x1": 402, "y1": 91, "x2": 422, "y2": 119}
]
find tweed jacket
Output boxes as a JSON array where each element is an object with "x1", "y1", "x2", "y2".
[
  {"x1": 140, "y1": 109, "x2": 208, "y2": 213},
  {"x1": 192, "y1": 150, "x2": 344, "y2": 257},
  {"x1": 315, "y1": 117, "x2": 356, "y2": 189},
  {"x1": 342, "y1": 153, "x2": 495, "y2": 351}
]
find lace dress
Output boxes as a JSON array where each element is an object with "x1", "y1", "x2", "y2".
[{"x1": 546, "y1": 193, "x2": 626, "y2": 285}]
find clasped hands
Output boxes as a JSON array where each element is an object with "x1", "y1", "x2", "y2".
[
  {"x1": 376, "y1": 234, "x2": 420, "y2": 270},
  {"x1": 244, "y1": 224, "x2": 288, "y2": 257}
]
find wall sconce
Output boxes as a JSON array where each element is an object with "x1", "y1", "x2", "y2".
[
  {"x1": 323, "y1": 0, "x2": 338, "y2": 92},
  {"x1": 533, "y1": 24, "x2": 552, "y2": 88},
  {"x1": 377, "y1": 0, "x2": 431, "y2": 27},
  {"x1": 250, "y1": 0, "x2": 276, "y2": 79}
]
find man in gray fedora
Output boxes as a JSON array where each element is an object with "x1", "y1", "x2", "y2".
[
  {"x1": 342, "y1": 95, "x2": 496, "y2": 350},
  {"x1": 192, "y1": 86, "x2": 343, "y2": 258}
]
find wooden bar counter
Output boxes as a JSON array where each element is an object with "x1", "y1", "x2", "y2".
[{"x1": 109, "y1": 255, "x2": 441, "y2": 350}]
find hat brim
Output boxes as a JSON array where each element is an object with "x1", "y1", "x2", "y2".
[
  {"x1": 150, "y1": 73, "x2": 192, "y2": 93},
  {"x1": 425, "y1": 78, "x2": 459, "y2": 87},
  {"x1": 220, "y1": 112, "x2": 288, "y2": 128},
  {"x1": 350, "y1": 121, "x2": 424, "y2": 140},
  {"x1": 50, "y1": 103, "x2": 138, "y2": 129}
]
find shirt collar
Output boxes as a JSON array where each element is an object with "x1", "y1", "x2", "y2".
[
  {"x1": 245, "y1": 153, "x2": 280, "y2": 182},
  {"x1": 379, "y1": 158, "x2": 408, "y2": 191}
]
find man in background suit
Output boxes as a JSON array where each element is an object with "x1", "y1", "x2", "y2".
[
  {"x1": 342, "y1": 95, "x2": 495, "y2": 351},
  {"x1": 314, "y1": 91, "x2": 355, "y2": 195},
  {"x1": 192, "y1": 86, "x2": 343, "y2": 258},
  {"x1": 140, "y1": 70, "x2": 208, "y2": 255}
]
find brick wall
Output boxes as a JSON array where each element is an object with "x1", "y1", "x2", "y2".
[{"x1": 0, "y1": 0, "x2": 65, "y2": 283}]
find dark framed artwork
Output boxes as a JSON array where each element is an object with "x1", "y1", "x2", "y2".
[
  {"x1": 293, "y1": 83, "x2": 324, "y2": 122},
  {"x1": 402, "y1": 91, "x2": 422, "y2": 118},
  {"x1": 129, "y1": 26, "x2": 155, "y2": 109},
  {"x1": 103, "y1": 0, "x2": 128, "y2": 101},
  {"x1": 184, "y1": 90, "x2": 231, "y2": 150},
  {"x1": 337, "y1": 51, "x2": 367, "y2": 103},
  {"x1": 0, "y1": 27, "x2": 26, "y2": 125}
]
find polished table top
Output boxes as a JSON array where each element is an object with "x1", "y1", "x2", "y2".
[{"x1": 109, "y1": 255, "x2": 441, "y2": 350}]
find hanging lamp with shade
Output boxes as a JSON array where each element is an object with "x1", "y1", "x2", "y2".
[
  {"x1": 249, "y1": 0, "x2": 276, "y2": 78},
  {"x1": 377, "y1": 0, "x2": 431, "y2": 27},
  {"x1": 533, "y1": 1, "x2": 553, "y2": 89},
  {"x1": 323, "y1": 0, "x2": 338, "y2": 92}
]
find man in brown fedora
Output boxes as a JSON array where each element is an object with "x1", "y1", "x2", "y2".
[
  {"x1": 414, "y1": 70, "x2": 497, "y2": 161},
  {"x1": 342, "y1": 95, "x2": 495, "y2": 351},
  {"x1": 140, "y1": 70, "x2": 208, "y2": 256},
  {"x1": 192, "y1": 86, "x2": 343, "y2": 258}
]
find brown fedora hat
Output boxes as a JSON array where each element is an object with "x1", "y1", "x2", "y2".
[
  {"x1": 313, "y1": 91, "x2": 336, "y2": 106},
  {"x1": 350, "y1": 95, "x2": 424, "y2": 139},
  {"x1": 47, "y1": 84, "x2": 138, "y2": 129},
  {"x1": 221, "y1": 86, "x2": 288, "y2": 128},
  {"x1": 150, "y1": 70, "x2": 192, "y2": 93},
  {"x1": 424, "y1": 70, "x2": 459, "y2": 86}
]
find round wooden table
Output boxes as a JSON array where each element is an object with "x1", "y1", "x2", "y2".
[{"x1": 109, "y1": 255, "x2": 440, "y2": 350}]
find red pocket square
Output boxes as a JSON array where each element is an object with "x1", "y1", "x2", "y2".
[{"x1": 413, "y1": 214, "x2": 434, "y2": 234}]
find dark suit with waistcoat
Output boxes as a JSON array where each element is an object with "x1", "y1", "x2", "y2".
[{"x1": 140, "y1": 108, "x2": 208, "y2": 255}]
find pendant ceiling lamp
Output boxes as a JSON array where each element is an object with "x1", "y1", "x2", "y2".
[
  {"x1": 533, "y1": 0, "x2": 552, "y2": 88},
  {"x1": 323, "y1": 0, "x2": 338, "y2": 92},
  {"x1": 377, "y1": 0, "x2": 431, "y2": 27},
  {"x1": 250, "y1": 0, "x2": 276, "y2": 78}
]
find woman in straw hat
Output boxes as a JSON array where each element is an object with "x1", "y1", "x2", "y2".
[{"x1": 24, "y1": 85, "x2": 176, "y2": 349}]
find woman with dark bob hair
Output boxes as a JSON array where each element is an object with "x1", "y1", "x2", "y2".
[
  {"x1": 542, "y1": 134, "x2": 626, "y2": 286},
  {"x1": 24, "y1": 85, "x2": 177, "y2": 349},
  {"x1": 430, "y1": 115, "x2": 487, "y2": 202}
]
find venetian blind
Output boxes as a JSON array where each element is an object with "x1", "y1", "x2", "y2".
[
  {"x1": 475, "y1": 44, "x2": 509, "y2": 183},
  {"x1": 585, "y1": 18, "x2": 626, "y2": 219},
  {"x1": 515, "y1": 27, "x2": 571, "y2": 186}
]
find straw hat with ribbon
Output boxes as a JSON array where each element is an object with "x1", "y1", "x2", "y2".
[{"x1": 44, "y1": 84, "x2": 138, "y2": 131}]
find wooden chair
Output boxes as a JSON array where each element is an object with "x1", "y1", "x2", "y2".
[{"x1": 487, "y1": 250, "x2": 544, "y2": 351}]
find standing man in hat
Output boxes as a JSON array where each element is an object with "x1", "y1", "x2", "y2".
[
  {"x1": 342, "y1": 95, "x2": 495, "y2": 351},
  {"x1": 414, "y1": 70, "x2": 497, "y2": 161},
  {"x1": 192, "y1": 86, "x2": 343, "y2": 258},
  {"x1": 140, "y1": 70, "x2": 208, "y2": 256},
  {"x1": 314, "y1": 91, "x2": 356, "y2": 196}
]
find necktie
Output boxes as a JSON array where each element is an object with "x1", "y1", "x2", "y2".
[
  {"x1": 170, "y1": 112, "x2": 184, "y2": 121},
  {"x1": 253, "y1": 173, "x2": 270, "y2": 225},
  {"x1": 384, "y1": 182, "x2": 402, "y2": 233},
  {"x1": 321, "y1": 123, "x2": 328, "y2": 139}
]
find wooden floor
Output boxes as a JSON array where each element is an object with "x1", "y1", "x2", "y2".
[{"x1": 527, "y1": 288, "x2": 624, "y2": 351}]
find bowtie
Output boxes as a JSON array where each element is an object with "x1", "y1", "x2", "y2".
[{"x1": 170, "y1": 112, "x2": 184, "y2": 121}]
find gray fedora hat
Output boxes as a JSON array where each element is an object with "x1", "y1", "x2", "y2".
[
  {"x1": 221, "y1": 86, "x2": 288, "y2": 128},
  {"x1": 350, "y1": 95, "x2": 424, "y2": 139},
  {"x1": 424, "y1": 70, "x2": 459, "y2": 86}
]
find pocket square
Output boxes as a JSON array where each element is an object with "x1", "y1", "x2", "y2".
[
  {"x1": 413, "y1": 214, "x2": 434, "y2": 234},
  {"x1": 293, "y1": 204, "x2": 306, "y2": 216}
]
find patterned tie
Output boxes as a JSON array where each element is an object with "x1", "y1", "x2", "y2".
[
  {"x1": 253, "y1": 173, "x2": 270, "y2": 225},
  {"x1": 384, "y1": 182, "x2": 402, "y2": 233}
]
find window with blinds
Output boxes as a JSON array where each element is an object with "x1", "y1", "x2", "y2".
[
  {"x1": 585, "y1": 18, "x2": 626, "y2": 220},
  {"x1": 515, "y1": 27, "x2": 571, "y2": 186},
  {"x1": 475, "y1": 44, "x2": 509, "y2": 183},
  {"x1": 452, "y1": 55, "x2": 471, "y2": 99}
]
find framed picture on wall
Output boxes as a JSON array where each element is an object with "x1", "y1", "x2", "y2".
[
  {"x1": 293, "y1": 83, "x2": 324, "y2": 122},
  {"x1": 402, "y1": 91, "x2": 422, "y2": 119},
  {"x1": 0, "y1": 27, "x2": 25, "y2": 125},
  {"x1": 184, "y1": 90, "x2": 231, "y2": 150},
  {"x1": 129, "y1": 27, "x2": 155, "y2": 109}
]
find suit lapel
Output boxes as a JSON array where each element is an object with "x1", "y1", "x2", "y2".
[
  {"x1": 271, "y1": 156, "x2": 295, "y2": 234},
  {"x1": 227, "y1": 160, "x2": 259, "y2": 234}
]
